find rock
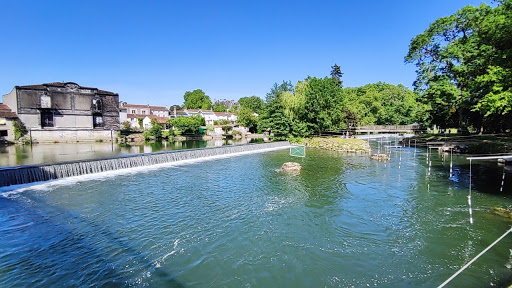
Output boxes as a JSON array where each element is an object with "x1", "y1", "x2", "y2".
[
  {"x1": 491, "y1": 207, "x2": 512, "y2": 219},
  {"x1": 371, "y1": 154, "x2": 390, "y2": 162},
  {"x1": 281, "y1": 162, "x2": 302, "y2": 172}
]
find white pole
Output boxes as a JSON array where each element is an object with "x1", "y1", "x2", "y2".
[{"x1": 438, "y1": 227, "x2": 512, "y2": 288}]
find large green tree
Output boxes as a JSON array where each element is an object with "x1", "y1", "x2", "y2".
[
  {"x1": 183, "y1": 89, "x2": 212, "y2": 110},
  {"x1": 406, "y1": 1, "x2": 512, "y2": 132},
  {"x1": 238, "y1": 96, "x2": 264, "y2": 114}
]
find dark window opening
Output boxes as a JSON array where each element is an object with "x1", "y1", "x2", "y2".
[
  {"x1": 92, "y1": 98, "x2": 102, "y2": 112},
  {"x1": 93, "y1": 113, "x2": 104, "y2": 128},
  {"x1": 0, "y1": 130, "x2": 7, "y2": 137},
  {"x1": 41, "y1": 111, "x2": 54, "y2": 128}
]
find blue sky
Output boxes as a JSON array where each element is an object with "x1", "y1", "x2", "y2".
[{"x1": 1, "y1": 0, "x2": 490, "y2": 107}]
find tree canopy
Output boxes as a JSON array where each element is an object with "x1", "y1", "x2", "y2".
[
  {"x1": 405, "y1": 0, "x2": 512, "y2": 132},
  {"x1": 256, "y1": 67, "x2": 422, "y2": 139},
  {"x1": 238, "y1": 96, "x2": 264, "y2": 114},
  {"x1": 183, "y1": 89, "x2": 212, "y2": 110}
]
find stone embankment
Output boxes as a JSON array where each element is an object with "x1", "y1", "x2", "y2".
[{"x1": 296, "y1": 137, "x2": 371, "y2": 154}]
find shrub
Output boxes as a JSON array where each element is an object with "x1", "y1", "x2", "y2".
[
  {"x1": 13, "y1": 119, "x2": 28, "y2": 140},
  {"x1": 121, "y1": 121, "x2": 131, "y2": 131}
]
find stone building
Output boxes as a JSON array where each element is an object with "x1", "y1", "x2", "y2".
[
  {"x1": 0, "y1": 103, "x2": 18, "y2": 142},
  {"x1": 2, "y1": 82, "x2": 120, "y2": 142}
]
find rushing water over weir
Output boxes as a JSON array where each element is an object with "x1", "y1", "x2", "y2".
[{"x1": 0, "y1": 142, "x2": 290, "y2": 188}]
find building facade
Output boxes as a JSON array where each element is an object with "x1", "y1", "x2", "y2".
[
  {"x1": 2, "y1": 82, "x2": 119, "y2": 142},
  {"x1": 120, "y1": 104, "x2": 170, "y2": 129},
  {"x1": 0, "y1": 103, "x2": 18, "y2": 142}
]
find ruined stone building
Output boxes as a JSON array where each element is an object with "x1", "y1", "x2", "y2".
[{"x1": 2, "y1": 82, "x2": 120, "y2": 142}]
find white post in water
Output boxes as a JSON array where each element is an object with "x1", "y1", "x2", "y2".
[
  {"x1": 500, "y1": 167, "x2": 506, "y2": 192},
  {"x1": 449, "y1": 148, "x2": 453, "y2": 179},
  {"x1": 469, "y1": 159, "x2": 473, "y2": 224}
]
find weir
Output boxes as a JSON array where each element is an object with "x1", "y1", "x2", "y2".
[{"x1": 0, "y1": 141, "x2": 291, "y2": 188}]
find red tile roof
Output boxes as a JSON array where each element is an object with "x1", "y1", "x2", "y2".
[
  {"x1": 123, "y1": 104, "x2": 150, "y2": 109},
  {"x1": 0, "y1": 103, "x2": 17, "y2": 118},
  {"x1": 150, "y1": 106, "x2": 168, "y2": 111}
]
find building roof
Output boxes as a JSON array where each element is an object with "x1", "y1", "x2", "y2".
[
  {"x1": 16, "y1": 82, "x2": 117, "y2": 95},
  {"x1": 0, "y1": 103, "x2": 17, "y2": 119},
  {"x1": 150, "y1": 106, "x2": 168, "y2": 111},
  {"x1": 123, "y1": 104, "x2": 150, "y2": 109},
  {"x1": 169, "y1": 110, "x2": 189, "y2": 116},
  {"x1": 145, "y1": 115, "x2": 169, "y2": 124},
  {"x1": 215, "y1": 112, "x2": 235, "y2": 117},
  {"x1": 186, "y1": 109, "x2": 215, "y2": 115}
]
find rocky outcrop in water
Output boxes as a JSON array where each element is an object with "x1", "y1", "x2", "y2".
[
  {"x1": 371, "y1": 154, "x2": 390, "y2": 161},
  {"x1": 296, "y1": 137, "x2": 371, "y2": 153},
  {"x1": 281, "y1": 162, "x2": 302, "y2": 172}
]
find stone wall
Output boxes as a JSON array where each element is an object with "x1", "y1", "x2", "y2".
[{"x1": 29, "y1": 129, "x2": 116, "y2": 143}]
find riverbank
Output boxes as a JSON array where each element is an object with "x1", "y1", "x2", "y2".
[
  {"x1": 292, "y1": 137, "x2": 371, "y2": 153},
  {"x1": 406, "y1": 134, "x2": 512, "y2": 154}
]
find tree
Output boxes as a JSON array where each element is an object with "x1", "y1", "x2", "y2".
[
  {"x1": 169, "y1": 104, "x2": 182, "y2": 111},
  {"x1": 330, "y1": 63, "x2": 343, "y2": 87},
  {"x1": 238, "y1": 96, "x2": 264, "y2": 114},
  {"x1": 183, "y1": 89, "x2": 212, "y2": 110},
  {"x1": 168, "y1": 115, "x2": 205, "y2": 134},
  {"x1": 212, "y1": 102, "x2": 228, "y2": 112},
  {"x1": 406, "y1": 1, "x2": 512, "y2": 132},
  {"x1": 237, "y1": 107, "x2": 258, "y2": 132}
]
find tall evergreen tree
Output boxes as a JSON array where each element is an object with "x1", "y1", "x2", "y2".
[{"x1": 330, "y1": 63, "x2": 343, "y2": 87}]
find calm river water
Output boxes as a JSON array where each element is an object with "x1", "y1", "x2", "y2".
[
  {"x1": 1, "y1": 143, "x2": 512, "y2": 287},
  {"x1": 0, "y1": 139, "x2": 256, "y2": 167}
]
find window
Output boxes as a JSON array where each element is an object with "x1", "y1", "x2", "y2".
[
  {"x1": 131, "y1": 110, "x2": 136, "y2": 114},
  {"x1": 0, "y1": 130, "x2": 7, "y2": 137},
  {"x1": 41, "y1": 111, "x2": 54, "y2": 128},
  {"x1": 93, "y1": 113, "x2": 104, "y2": 128},
  {"x1": 142, "y1": 111, "x2": 146, "y2": 115},
  {"x1": 92, "y1": 98, "x2": 102, "y2": 111}
]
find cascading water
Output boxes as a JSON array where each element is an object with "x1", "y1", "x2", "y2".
[{"x1": 0, "y1": 142, "x2": 290, "y2": 188}]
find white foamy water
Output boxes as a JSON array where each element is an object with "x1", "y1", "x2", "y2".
[{"x1": 0, "y1": 145, "x2": 291, "y2": 197}]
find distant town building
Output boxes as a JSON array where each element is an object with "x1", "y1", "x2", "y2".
[
  {"x1": 0, "y1": 103, "x2": 18, "y2": 142},
  {"x1": 2, "y1": 82, "x2": 120, "y2": 142},
  {"x1": 120, "y1": 104, "x2": 169, "y2": 129},
  {"x1": 214, "y1": 99, "x2": 239, "y2": 109}
]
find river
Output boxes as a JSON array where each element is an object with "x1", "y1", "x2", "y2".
[{"x1": 1, "y1": 143, "x2": 511, "y2": 287}]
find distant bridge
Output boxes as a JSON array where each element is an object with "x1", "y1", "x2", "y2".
[
  {"x1": 323, "y1": 124, "x2": 424, "y2": 136},
  {"x1": 354, "y1": 125, "x2": 423, "y2": 133}
]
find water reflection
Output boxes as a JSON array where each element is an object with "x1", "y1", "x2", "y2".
[{"x1": 0, "y1": 138, "x2": 260, "y2": 167}]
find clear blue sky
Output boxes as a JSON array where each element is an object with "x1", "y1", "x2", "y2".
[{"x1": 0, "y1": 0, "x2": 490, "y2": 107}]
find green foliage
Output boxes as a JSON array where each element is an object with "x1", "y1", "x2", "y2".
[
  {"x1": 162, "y1": 130, "x2": 174, "y2": 139},
  {"x1": 330, "y1": 63, "x2": 343, "y2": 87},
  {"x1": 221, "y1": 125, "x2": 233, "y2": 133},
  {"x1": 228, "y1": 105, "x2": 240, "y2": 114},
  {"x1": 258, "y1": 66, "x2": 423, "y2": 139},
  {"x1": 236, "y1": 107, "x2": 258, "y2": 133},
  {"x1": 406, "y1": 1, "x2": 512, "y2": 132},
  {"x1": 214, "y1": 119, "x2": 231, "y2": 125},
  {"x1": 183, "y1": 89, "x2": 212, "y2": 109},
  {"x1": 121, "y1": 121, "x2": 131, "y2": 131},
  {"x1": 168, "y1": 115, "x2": 204, "y2": 134},
  {"x1": 238, "y1": 96, "x2": 264, "y2": 114},
  {"x1": 13, "y1": 119, "x2": 28, "y2": 140},
  {"x1": 137, "y1": 118, "x2": 143, "y2": 129},
  {"x1": 144, "y1": 124, "x2": 163, "y2": 140},
  {"x1": 212, "y1": 102, "x2": 228, "y2": 112}
]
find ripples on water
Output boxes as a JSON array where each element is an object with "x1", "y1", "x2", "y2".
[{"x1": 1, "y1": 147, "x2": 512, "y2": 287}]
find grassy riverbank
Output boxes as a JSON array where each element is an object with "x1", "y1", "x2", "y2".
[
  {"x1": 291, "y1": 137, "x2": 371, "y2": 153},
  {"x1": 409, "y1": 134, "x2": 512, "y2": 154}
]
